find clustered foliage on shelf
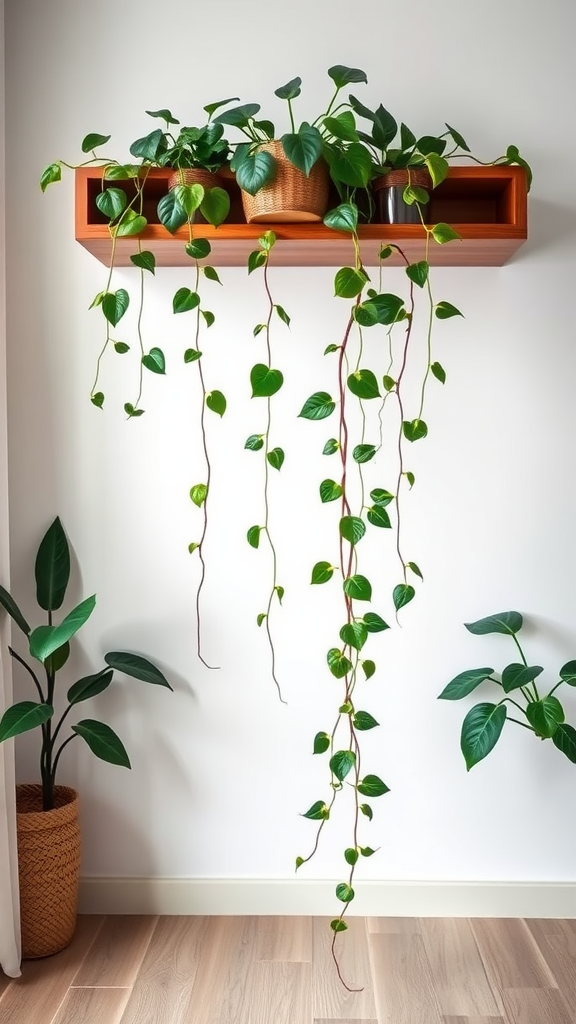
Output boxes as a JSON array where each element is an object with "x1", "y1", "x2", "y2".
[
  {"x1": 0, "y1": 517, "x2": 172, "y2": 811},
  {"x1": 38, "y1": 64, "x2": 533, "y2": 988},
  {"x1": 438, "y1": 611, "x2": 576, "y2": 770}
]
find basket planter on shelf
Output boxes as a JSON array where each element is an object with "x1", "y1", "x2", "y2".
[
  {"x1": 372, "y1": 167, "x2": 432, "y2": 224},
  {"x1": 240, "y1": 141, "x2": 330, "y2": 224},
  {"x1": 16, "y1": 784, "x2": 81, "y2": 959}
]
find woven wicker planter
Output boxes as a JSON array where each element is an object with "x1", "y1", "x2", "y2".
[
  {"x1": 167, "y1": 168, "x2": 223, "y2": 225},
  {"x1": 241, "y1": 141, "x2": 330, "y2": 224},
  {"x1": 16, "y1": 784, "x2": 81, "y2": 958},
  {"x1": 373, "y1": 167, "x2": 432, "y2": 224}
]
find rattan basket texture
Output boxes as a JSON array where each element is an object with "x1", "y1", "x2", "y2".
[
  {"x1": 241, "y1": 140, "x2": 330, "y2": 223},
  {"x1": 16, "y1": 784, "x2": 81, "y2": 958},
  {"x1": 372, "y1": 167, "x2": 432, "y2": 191},
  {"x1": 167, "y1": 168, "x2": 221, "y2": 191}
]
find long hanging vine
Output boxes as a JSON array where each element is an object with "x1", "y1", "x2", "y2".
[
  {"x1": 160, "y1": 175, "x2": 231, "y2": 668},
  {"x1": 295, "y1": 199, "x2": 462, "y2": 988},
  {"x1": 244, "y1": 231, "x2": 290, "y2": 703}
]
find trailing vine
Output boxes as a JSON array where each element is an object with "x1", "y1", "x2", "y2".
[
  {"x1": 245, "y1": 231, "x2": 290, "y2": 703},
  {"x1": 296, "y1": 199, "x2": 463, "y2": 988},
  {"x1": 163, "y1": 175, "x2": 230, "y2": 668}
]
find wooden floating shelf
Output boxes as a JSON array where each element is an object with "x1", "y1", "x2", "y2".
[{"x1": 75, "y1": 165, "x2": 528, "y2": 269}]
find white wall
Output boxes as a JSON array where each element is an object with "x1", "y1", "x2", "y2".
[{"x1": 4, "y1": 0, "x2": 576, "y2": 897}]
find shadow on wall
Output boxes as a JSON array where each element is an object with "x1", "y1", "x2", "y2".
[{"x1": 520, "y1": 196, "x2": 576, "y2": 259}]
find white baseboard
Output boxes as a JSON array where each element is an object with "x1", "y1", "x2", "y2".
[{"x1": 79, "y1": 877, "x2": 576, "y2": 918}]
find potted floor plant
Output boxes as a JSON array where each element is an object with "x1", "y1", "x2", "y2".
[{"x1": 0, "y1": 516, "x2": 173, "y2": 958}]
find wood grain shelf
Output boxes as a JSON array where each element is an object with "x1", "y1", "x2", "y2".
[{"x1": 75, "y1": 165, "x2": 528, "y2": 269}]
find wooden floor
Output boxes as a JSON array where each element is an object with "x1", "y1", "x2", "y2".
[{"x1": 1, "y1": 916, "x2": 575, "y2": 1023}]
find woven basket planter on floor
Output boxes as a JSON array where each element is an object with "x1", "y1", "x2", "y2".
[
  {"x1": 372, "y1": 166, "x2": 432, "y2": 224},
  {"x1": 16, "y1": 784, "x2": 81, "y2": 958},
  {"x1": 240, "y1": 140, "x2": 330, "y2": 223}
]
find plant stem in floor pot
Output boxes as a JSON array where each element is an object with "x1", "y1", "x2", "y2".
[
  {"x1": 240, "y1": 141, "x2": 330, "y2": 223},
  {"x1": 16, "y1": 784, "x2": 81, "y2": 958},
  {"x1": 372, "y1": 167, "x2": 432, "y2": 223}
]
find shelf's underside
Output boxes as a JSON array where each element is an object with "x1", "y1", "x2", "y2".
[{"x1": 75, "y1": 166, "x2": 528, "y2": 268}]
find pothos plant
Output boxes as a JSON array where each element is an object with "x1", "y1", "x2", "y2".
[{"x1": 438, "y1": 610, "x2": 576, "y2": 769}]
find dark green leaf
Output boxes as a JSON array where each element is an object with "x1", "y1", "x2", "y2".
[
  {"x1": 403, "y1": 184, "x2": 429, "y2": 206},
  {"x1": 73, "y1": 719, "x2": 131, "y2": 768},
  {"x1": 370, "y1": 488, "x2": 394, "y2": 506},
  {"x1": 339, "y1": 516, "x2": 366, "y2": 545},
  {"x1": 360, "y1": 846, "x2": 377, "y2": 857},
  {"x1": 362, "y1": 659, "x2": 376, "y2": 679},
  {"x1": 206, "y1": 390, "x2": 226, "y2": 416},
  {"x1": 200, "y1": 186, "x2": 230, "y2": 227},
  {"x1": 335, "y1": 882, "x2": 355, "y2": 903},
  {"x1": 323, "y1": 202, "x2": 358, "y2": 234},
  {"x1": 82, "y1": 132, "x2": 111, "y2": 152},
  {"x1": 311, "y1": 561, "x2": 334, "y2": 584},
  {"x1": 353, "y1": 710, "x2": 379, "y2": 731},
  {"x1": 324, "y1": 344, "x2": 339, "y2": 354},
  {"x1": 142, "y1": 347, "x2": 166, "y2": 374},
  {"x1": 431, "y1": 361, "x2": 446, "y2": 384},
  {"x1": 552, "y1": 722, "x2": 576, "y2": 763},
  {"x1": 330, "y1": 143, "x2": 373, "y2": 187},
  {"x1": 354, "y1": 302, "x2": 379, "y2": 327},
  {"x1": 461, "y1": 703, "x2": 507, "y2": 770},
  {"x1": 313, "y1": 731, "x2": 331, "y2": 754},
  {"x1": 145, "y1": 108, "x2": 179, "y2": 124},
  {"x1": 45, "y1": 641, "x2": 70, "y2": 674},
  {"x1": 184, "y1": 348, "x2": 202, "y2": 363},
  {"x1": 501, "y1": 663, "x2": 543, "y2": 693},
  {"x1": 320, "y1": 476, "x2": 344, "y2": 503},
  {"x1": 102, "y1": 289, "x2": 129, "y2": 327},
  {"x1": 344, "y1": 847, "x2": 359, "y2": 866},
  {"x1": 367, "y1": 505, "x2": 391, "y2": 529},
  {"x1": 327, "y1": 648, "x2": 353, "y2": 679},
  {"x1": 352, "y1": 444, "x2": 376, "y2": 464},
  {"x1": 323, "y1": 111, "x2": 358, "y2": 143},
  {"x1": 275, "y1": 585, "x2": 284, "y2": 604},
  {"x1": 328, "y1": 64, "x2": 367, "y2": 87},
  {"x1": 247, "y1": 525, "x2": 262, "y2": 549},
  {"x1": 203, "y1": 96, "x2": 240, "y2": 117},
  {"x1": 281, "y1": 124, "x2": 322, "y2": 176},
  {"x1": 357, "y1": 774, "x2": 389, "y2": 797},
  {"x1": 339, "y1": 621, "x2": 368, "y2": 651},
  {"x1": 29, "y1": 595, "x2": 96, "y2": 663},
  {"x1": 323, "y1": 438, "x2": 339, "y2": 455},
  {"x1": 104, "y1": 652, "x2": 172, "y2": 688},
  {"x1": 383, "y1": 375, "x2": 396, "y2": 392},
  {"x1": 244, "y1": 434, "x2": 264, "y2": 451},
  {"x1": 214, "y1": 103, "x2": 260, "y2": 128},
  {"x1": 0, "y1": 701, "x2": 53, "y2": 742},
  {"x1": 247, "y1": 249, "x2": 267, "y2": 275},
  {"x1": 347, "y1": 369, "x2": 380, "y2": 400},
  {"x1": 267, "y1": 447, "x2": 285, "y2": 471},
  {"x1": 185, "y1": 238, "x2": 211, "y2": 260},
  {"x1": 405, "y1": 471, "x2": 415, "y2": 487},
  {"x1": 370, "y1": 292, "x2": 405, "y2": 325},
  {"x1": 435, "y1": 300, "x2": 463, "y2": 320},
  {"x1": 95, "y1": 187, "x2": 127, "y2": 220},
  {"x1": 274, "y1": 304, "x2": 290, "y2": 327},
  {"x1": 402, "y1": 419, "x2": 428, "y2": 442},
  {"x1": 67, "y1": 669, "x2": 113, "y2": 705},
  {"x1": 299, "y1": 392, "x2": 336, "y2": 420},
  {"x1": 202, "y1": 265, "x2": 222, "y2": 284},
  {"x1": 465, "y1": 611, "x2": 523, "y2": 636},
  {"x1": 91, "y1": 392, "x2": 105, "y2": 409},
  {"x1": 363, "y1": 612, "x2": 389, "y2": 633},
  {"x1": 359, "y1": 802, "x2": 373, "y2": 820},
  {"x1": 445, "y1": 123, "x2": 470, "y2": 152},
  {"x1": 438, "y1": 667, "x2": 495, "y2": 700},
  {"x1": 302, "y1": 800, "x2": 329, "y2": 820},
  {"x1": 560, "y1": 661, "x2": 576, "y2": 686},
  {"x1": 526, "y1": 696, "x2": 564, "y2": 738},
  {"x1": 406, "y1": 561, "x2": 423, "y2": 580},
  {"x1": 257, "y1": 612, "x2": 266, "y2": 627},
  {"x1": 393, "y1": 584, "x2": 415, "y2": 611},
  {"x1": 425, "y1": 153, "x2": 449, "y2": 188},
  {"x1": 190, "y1": 483, "x2": 208, "y2": 507},
  {"x1": 124, "y1": 403, "x2": 145, "y2": 418},
  {"x1": 201, "y1": 310, "x2": 215, "y2": 328},
  {"x1": 250, "y1": 364, "x2": 284, "y2": 398},
  {"x1": 344, "y1": 575, "x2": 372, "y2": 601},
  {"x1": 158, "y1": 190, "x2": 188, "y2": 233},
  {"x1": 114, "y1": 342, "x2": 129, "y2": 354},
  {"x1": 406, "y1": 261, "x2": 429, "y2": 288},
  {"x1": 129, "y1": 128, "x2": 166, "y2": 161},
  {"x1": 330, "y1": 749, "x2": 356, "y2": 781},
  {"x1": 34, "y1": 516, "x2": 70, "y2": 612},
  {"x1": 274, "y1": 76, "x2": 302, "y2": 100},
  {"x1": 173, "y1": 288, "x2": 200, "y2": 314},
  {"x1": 114, "y1": 210, "x2": 147, "y2": 237},
  {"x1": 235, "y1": 150, "x2": 275, "y2": 195},
  {"x1": 334, "y1": 267, "x2": 367, "y2": 299}
]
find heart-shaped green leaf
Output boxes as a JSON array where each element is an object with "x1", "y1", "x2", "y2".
[
  {"x1": 461, "y1": 703, "x2": 507, "y2": 770},
  {"x1": 250, "y1": 364, "x2": 284, "y2": 398}
]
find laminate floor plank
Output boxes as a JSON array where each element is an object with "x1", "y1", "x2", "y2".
[
  {"x1": 52, "y1": 986, "x2": 130, "y2": 1024},
  {"x1": 501, "y1": 986, "x2": 574, "y2": 1024},
  {"x1": 470, "y1": 919, "x2": 558, "y2": 991},
  {"x1": 0, "y1": 916, "x2": 105, "y2": 1024},
  {"x1": 240, "y1": 960, "x2": 312, "y2": 1024},
  {"x1": 118, "y1": 915, "x2": 207, "y2": 1024},
  {"x1": 184, "y1": 915, "x2": 259, "y2": 1024},
  {"x1": 314, "y1": 1018, "x2": 379, "y2": 1023},
  {"x1": 525, "y1": 919, "x2": 576, "y2": 1005},
  {"x1": 366, "y1": 917, "x2": 421, "y2": 935},
  {"x1": 369, "y1": 933, "x2": 444, "y2": 1024},
  {"x1": 72, "y1": 915, "x2": 158, "y2": 987},
  {"x1": 255, "y1": 915, "x2": 313, "y2": 962},
  {"x1": 442, "y1": 1018, "x2": 507, "y2": 1024},
  {"x1": 419, "y1": 918, "x2": 502, "y2": 1017},
  {"x1": 313, "y1": 917, "x2": 377, "y2": 1021}
]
